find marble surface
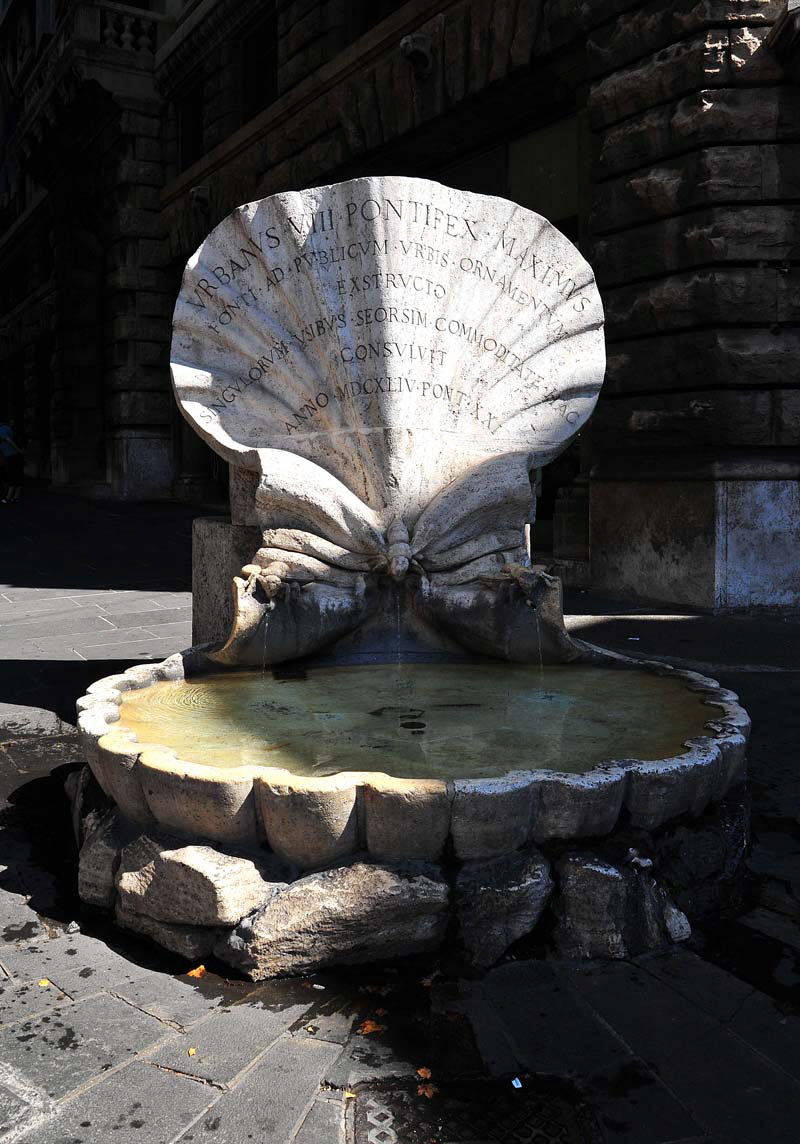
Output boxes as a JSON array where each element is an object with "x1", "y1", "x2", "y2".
[
  {"x1": 171, "y1": 176, "x2": 605, "y2": 530},
  {"x1": 170, "y1": 177, "x2": 605, "y2": 666}
]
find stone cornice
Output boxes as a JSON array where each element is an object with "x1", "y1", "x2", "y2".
[
  {"x1": 155, "y1": 0, "x2": 269, "y2": 96},
  {"x1": 158, "y1": 0, "x2": 458, "y2": 206}
]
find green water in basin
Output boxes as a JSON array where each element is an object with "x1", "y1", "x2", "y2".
[{"x1": 117, "y1": 663, "x2": 714, "y2": 780}]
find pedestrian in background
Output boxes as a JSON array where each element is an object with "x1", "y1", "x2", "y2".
[{"x1": 0, "y1": 421, "x2": 23, "y2": 503}]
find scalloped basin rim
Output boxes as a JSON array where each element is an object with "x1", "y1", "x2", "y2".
[
  {"x1": 78, "y1": 647, "x2": 749, "y2": 796},
  {"x1": 76, "y1": 646, "x2": 750, "y2": 864}
]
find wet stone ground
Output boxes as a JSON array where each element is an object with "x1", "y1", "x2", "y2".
[{"x1": 1, "y1": 493, "x2": 800, "y2": 1142}]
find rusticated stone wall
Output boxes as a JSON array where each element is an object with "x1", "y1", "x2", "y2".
[
  {"x1": 587, "y1": 1, "x2": 797, "y2": 459},
  {"x1": 581, "y1": 0, "x2": 800, "y2": 608},
  {"x1": 3, "y1": 0, "x2": 798, "y2": 605}
]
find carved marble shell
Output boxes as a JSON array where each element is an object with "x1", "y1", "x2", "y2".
[{"x1": 171, "y1": 176, "x2": 605, "y2": 526}]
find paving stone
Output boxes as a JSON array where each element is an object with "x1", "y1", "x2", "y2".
[
  {"x1": 2, "y1": 735, "x2": 83, "y2": 773},
  {"x1": 292, "y1": 1092, "x2": 345, "y2": 1144},
  {"x1": 29, "y1": 626, "x2": 156, "y2": 651},
  {"x1": 0, "y1": 1059, "x2": 55, "y2": 1141},
  {"x1": 0, "y1": 705, "x2": 74, "y2": 741},
  {"x1": 141, "y1": 620, "x2": 193, "y2": 639},
  {"x1": 0, "y1": 588, "x2": 113, "y2": 603},
  {"x1": 110, "y1": 970, "x2": 238, "y2": 1030},
  {"x1": 727, "y1": 990, "x2": 800, "y2": 1083},
  {"x1": 565, "y1": 961, "x2": 800, "y2": 1144},
  {"x1": 431, "y1": 978, "x2": 516, "y2": 1078},
  {"x1": 633, "y1": 948, "x2": 754, "y2": 1022},
  {"x1": 0, "y1": 978, "x2": 72, "y2": 1027},
  {"x1": 145, "y1": 995, "x2": 313, "y2": 1085},
  {"x1": 34, "y1": 1059, "x2": 216, "y2": 1144},
  {"x1": 738, "y1": 907, "x2": 800, "y2": 953},
  {"x1": 0, "y1": 598, "x2": 83, "y2": 620},
  {"x1": 584, "y1": 1059, "x2": 703, "y2": 1144},
  {"x1": 323, "y1": 1028, "x2": 418, "y2": 1088},
  {"x1": 0, "y1": 613, "x2": 118, "y2": 641},
  {"x1": 105, "y1": 608, "x2": 192, "y2": 631},
  {"x1": 173, "y1": 1034, "x2": 341, "y2": 1142},
  {"x1": 0, "y1": 993, "x2": 169, "y2": 1100},
  {"x1": 79, "y1": 638, "x2": 193, "y2": 662},
  {"x1": 481, "y1": 959, "x2": 631, "y2": 1076},
  {"x1": 289, "y1": 1006, "x2": 356, "y2": 1046},
  {"x1": 91, "y1": 595, "x2": 189, "y2": 616},
  {"x1": 0, "y1": 932, "x2": 144, "y2": 1000}
]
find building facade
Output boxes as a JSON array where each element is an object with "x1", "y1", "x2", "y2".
[{"x1": 1, "y1": 0, "x2": 798, "y2": 609}]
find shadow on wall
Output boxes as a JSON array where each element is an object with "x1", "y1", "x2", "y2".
[{"x1": 0, "y1": 492, "x2": 203, "y2": 593}]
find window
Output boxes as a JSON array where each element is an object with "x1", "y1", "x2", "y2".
[
  {"x1": 240, "y1": 9, "x2": 278, "y2": 125},
  {"x1": 177, "y1": 80, "x2": 204, "y2": 171},
  {"x1": 508, "y1": 117, "x2": 579, "y2": 241}
]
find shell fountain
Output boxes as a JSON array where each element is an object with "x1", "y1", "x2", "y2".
[{"x1": 74, "y1": 178, "x2": 749, "y2": 977}]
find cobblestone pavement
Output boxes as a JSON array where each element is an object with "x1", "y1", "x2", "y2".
[{"x1": 1, "y1": 492, "x2": 799, "y2": 1143}]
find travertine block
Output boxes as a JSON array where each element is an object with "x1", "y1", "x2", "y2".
[
  {"x1": 116, "y1": 836, "x2": 283, "y2": 926},
  {"x1": 255, "y1": 772, "x2": 359, "y2": 869},
  {"x1": 363, "y1": 776, "x2": 451, "y2": 862}
]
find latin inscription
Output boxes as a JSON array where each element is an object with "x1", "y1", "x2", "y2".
[{"x1": 182, "y1": 190, "x2": 596, "y2": 439}]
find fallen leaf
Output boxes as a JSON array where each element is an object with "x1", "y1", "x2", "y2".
[
  {"x1": 356, "y1": 1019, "x2": 385, "y2": 1035},
  {"x1": 186, "y1": 965, "x2": 207, "y2": 979},
  {"x1": 417, "y1": 1083, "x2": 438, "y2": 1099},
  {"x1": 37, "y1": 979, "x2": 50, "y2": 988},
  {"x1": 344, "y1": 1091, "x2": 358, "y2": 1100},
  {"x1": 187, "y1": 1047, "x2": 197, "y2": 1057},
  {"x1": 416, "y1": 1066, "x2": 432, "y2": 1079}
]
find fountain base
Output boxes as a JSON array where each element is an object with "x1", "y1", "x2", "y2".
[{"x1": 67, "y1": 764, "x2": 748, "y2": 978}]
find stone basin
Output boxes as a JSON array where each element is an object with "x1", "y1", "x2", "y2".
[{"x1": 77, "y1": 648, "x2": 750, "y2": 871}]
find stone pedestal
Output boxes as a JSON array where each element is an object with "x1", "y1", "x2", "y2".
[
  {"x1": 591, "y1": 478, "x2": 800, "y2": 610},
  {"x1": 192, "y1": 517, "x2": 261, "y2": 645}
]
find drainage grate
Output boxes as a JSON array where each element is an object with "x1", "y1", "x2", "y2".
[{"x1": 352, "y1": 1077, "x2": 601, "y2": 1144}]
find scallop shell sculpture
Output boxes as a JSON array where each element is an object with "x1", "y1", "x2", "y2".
[
  {"x1": 170, "y1": 176, "x2": 605, "y2": 664},
  {"x1": 72, "y1": 180, "x2": 751, "y2": 973}
]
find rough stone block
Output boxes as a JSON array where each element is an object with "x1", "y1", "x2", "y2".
[
  {"x1": 215, "y1": 860, "x2": 449, "y2": 979},
  {"x1": 656, "y1": 787, "x2": 750, "y2": 917},
  {"x1": 451, "y1": 774, "x2": 534, "y2": 860},
  {"x1": 454, "y1": 848, "x2": 553, "y2": 970},
  {"x1": 594, "y1": 87, "x2": 800, "y2": 179},
  {"x1": 255, "y1": 773, "x2": 358, "y2": 869},
  {"x1": 138, "y1": 748, "x2": 260, "y2": 847},
  {"x1": 604, "y1": 268, "x2": 780, "y2": 338},
  {"x1": 624, "y1": 740, "x2": 723, "y2": 830},
  {"x1": 64, "y1": 765, "x2": 111, "y2": 847},
  {"x1": 530, "y1": 767, "x2": 627, "y2": 843},
  {"x1": 588, "y1": 1, "x2": 783, "y2": 79},
  {"x1": 94, "y1": 731, "x2": 155, "y2": 828},
  {"x1": 115, "y1": 899, "x2": 219, "y2": 960},
  {"x1": 551, "y1": 852, "x2": 670, "y2": 958},
  {"x1": 78, "y1": 810, "x2": 134, "y2": 910},
  {"x1": 116, "y1": 834, "x2": 282, "y2": 926},
  {"x1": 363, "y1": 776, "x2": 451, "y2": 862},
  {"x1": 593, "y1": 202, "x2": 800, "y2": 286},
  {"x1": 604, "y1": 328, "x2": 800, "y2": 397},
  {"x1": 590, "y1": 28, "x2": 780, "y2": 129}
]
